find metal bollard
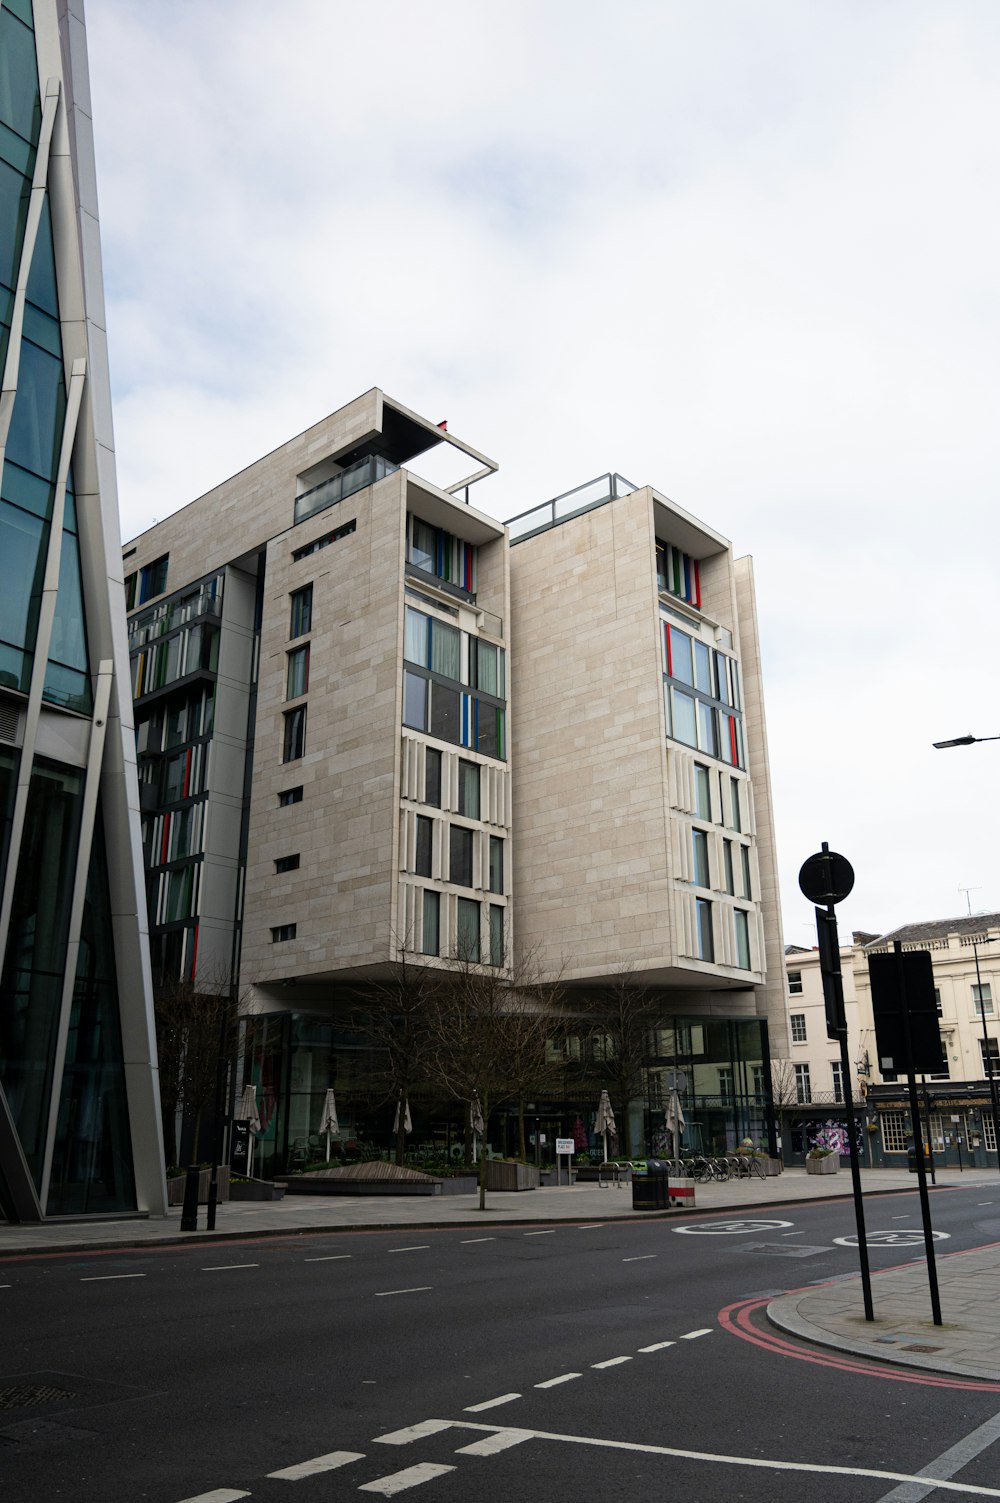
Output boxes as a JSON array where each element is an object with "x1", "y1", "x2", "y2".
[{"x1": 180, "y1": 1164, "x2": 201, "y2": 1232}]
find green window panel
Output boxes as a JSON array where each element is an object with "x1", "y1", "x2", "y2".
[
  {"x1": 0, "y1": 9, "x2": 41, "y2": 147},
  {"x1": 6, "y1": 337, "x2": 66, "y2": 484},
  {"x1": 0, "y1": 496, "x2": 45, "y2": 655}
]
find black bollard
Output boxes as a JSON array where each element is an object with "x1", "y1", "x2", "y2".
[{"x1": 180, "y1": 1164, "x2": 201, "y2": 1232}]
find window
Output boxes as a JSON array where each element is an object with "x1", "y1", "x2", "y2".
[
  {"x1": 734, "y1": 909, "x2": 751, "y2": 969},
  {"x1": 788, "y1": 970, "x2": 803, "y2": 995},
  {"x1": 696, "y1": 898, "x2": 714, "y2": 962},
  {"x1": 422, "y1": 890, "x2": 440, "y2": 956},
  {"x1": 489, "y1": 835, "x2": 504, "y2": 895},
  {"x1": 450, "y1": 825, "x2": 473, "y2": 888},
  {"x1": 669, "y1": 685, "x2": 697, "y2": 748},
  {"x1": 722, "y1": 839, "x2": 735, "y2": 896},
  {"x1": 403, "y1": 671, "x2": 428, "y2": 731},
  {"x1": 729, "y1": 778, "x2": 742, "y2": 832},
  {"x1": 718, "y1": 1067, "x2": 733, "y2": 1098},
  {"x1": 458, "y1": 759, "x2": 480, "y2": 819},
  {"x1": 124, "y1": 572, "x2": 137, "y2": 610},
  {"x1": 291, "y1": 518, "x2": 356, "y2": 560},
  {"x1": 692, "y1": 828, "x2": 709, "y2": 888},
  {"x1": 290, "y1": 584, "x2": 313, "y2": 639},
  {"x1": 474, "y1": 640, "x2": 504, "y2": 698},
  {"x1": 271, "y1": 924, "x2": 296, "y2": 943},
  {"x1": 740, "y1": 844, "x2": 752, "y2": 901},
  {"x1": 694, "y1": 764, "x2": 711, "y2": 820},
  {"x1": 980, "y1": 1038, "x2": 1000, "y2": 1077},
  {"x1": 751, "y1": 1065, "x2": 765, "y2": 1098},
  {"x1": 489, "y1": 904, "x2": 504, "y2": 967},
  {"x1": 831, "y1": 1061, "x2": 844, "y2": 1102},
  {"x1": 794, "y1": 1063, "x2": 812, "y2": 1104},
  {"x1": 415, "y1": 815, "x2": 433, "y2": 878},
  {"x1": 286, "y1": 645, "x2": 309, "y2": 699},
  {"x1": 880, "y1": 1110, "x2": 907, "y2": 1153},
  {"x1": 663, "y1": 620, "x2": 744, "y2": 767},
  {"x1": 985, "y1": 1112, "x2": 998, "y2": 1155},
  {"x1": 934, "y1": 988, "x2": 942, "y2": 1015},
  {"x1": 974, "y1": 984, "x2": 994, "y2": 1017},
  {"x1": 275, "y1": 854, "x2": 300, "y2": 874},
  {"x1": 457, "y1": 897, "x2": 480, "y2": 961},
  {"x1": 138, "y1": 554, "x2": 169, "y2": 604},
  {"x1": 283, "y1": 706, "x2": 306, "y2": 762},
  {"x1": 278, "y1": 786, "x2": 303, "y2": 806},
  {"x1": 790, "y1": 1013, "x2": 807, "y2": 1043},
  {"x1": 425, "y1": 748, "x2": 442, "y2": 808}
]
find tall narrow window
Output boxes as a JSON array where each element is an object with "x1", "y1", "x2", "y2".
[
  {"x1": 790, "y1": 1013, "x2": 807, "y2": 1042},
  {"x1": 489, "y1": 836, "x2": 503, "y2": 895},
  {"x1": 283, "y1": 706, "x2": 306, "y2": 762},
  {"x1": 425, "y1": 748, "x2": 442, "y2": 807},
  {"x1": 831, "y1": 1061, "x2": 844, "y2": 1102},
  {"x1": 740, "y1": 843, "x2": 752, "y2": 900},
  {"x1": 696, "y1": 898, "x2": 714, "y2": 962},
  {"x1": 694, "y1": 764, "x2": 711, "y2": 820},
  {"x1": 458, "y1": 759, "x2": 480, "y2": 819},
  {"x1": 722, "y1": 839, "x2": 735, "y2": 896},
  {"x1": 450, "y1": 826, "x2": 473, "y2": 887},
  {"x1": 457, "y1": 897, "x2": 480, "y2": 961},
  {"x1": 794, "y1": 1064, "x2": 812, "y2": 1104},
  {"x1": 730, "y1": 777, "x2": 742, "y2": 832},
  {"x1": 422, "y1": 890, "x2": 440, "y2": 956},
  {"x1": 489, "y1": 904, "x2": 504, "y2": 967},
  {"x1": 974, "y1": 984, "x2": 994, "y2": 1017},
  {"x1": 286, "y1": 644, "x2": 309, "y2": 699},
  {"x1": 788, "y1": 970, "x2": 803, "y2": 995},
  {"x1": 415, "y1": 815, "x2": 433, "y2": 878},
  {"x1": 403, "y1": 671, "x2": 428, "y2": 731},
  {"x1": 139, "y1": 555, "x2": 169, "y2": 603},
  {"x1": 734, "y1": 908, "x2": 751, "y2": 969},
  {"x1": 692, "y1": 828, "x2": 709, "y2": 888},
  {"x1": 290, "y1": 584, "x2": 313, "y2": 638}
]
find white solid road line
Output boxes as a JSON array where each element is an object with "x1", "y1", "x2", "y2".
[
  {"x1": 456, "y1": 1431, "x2": 533, "y2": 1456},
  {"x1": 201, "y1": 1264, "x2": 259, "y2": 1272},
  {"x1": 638, "y1": 1341, "x2": 675, "y2": 1352},
  {"x1": 303, "y1": 1254, "x2": 351, "y2": 1262},
  {"x1": 176, "y1": 1491, "x2": 250, "y2": 1503},
  {"x1": 622, "y1": 1254, "x2": 655, "y2": 1262},
  {"x1": 680, "y1": 1328, "x2": 712, "y2": 1339},
  {"x1": 875, "y1": 1406, "x2": 1000, "y2": 1503},
  {"x1": 442, "y1": 1420, "x2": 1000, "y2": 1497},
  {"x1": 523, "y1": 1230, "x2": 555, "y2": 1236},
  {"x1": 388, "y1": 1246, "x2": 430, "y2": 1253},
  {"x1": 460, "y1": 1237, "x2": 495, "y2": 1244},
  {"x1": 376, "y1": 1421, "x2": 453, "y2": 1445},
  {"x1": 359, "y1": 1462, "x2": 456, "y2": 1495},
  {"x1": 464, "y1": 1394, "x2": 521, "y2": 1412},
  {"x1": 576, "y1": 1223, "x2": 602, "y2": 1229},
  {"x1": 79, "y1": 1273, "x2": 146, "y2": 1281},
  {"x1": 267, "y1": 1450, "x2": 364, "y2": 1480},
  {"x1": 534, "y1": 1373, "x2": 581, "y2": 1388},
  {"x1": 591, "y1": 1357, "x2": 632, "y2": 1369},
  {"x1": 374, "y1": 1287, "x2": 432, "y2": 1297}
]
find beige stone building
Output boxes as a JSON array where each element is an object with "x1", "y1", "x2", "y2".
[{"x1": 124, "y1": 411, "x2": 787, "y2": 1170}]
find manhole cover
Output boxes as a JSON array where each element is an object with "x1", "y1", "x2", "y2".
[{"x1": 0, "y1": 1383, "x2": 75, "y2": 1411}]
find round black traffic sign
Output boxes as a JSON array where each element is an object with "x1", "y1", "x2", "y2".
[{"x1": 798, "y1": 848, "x2": 854, "y2": 905}]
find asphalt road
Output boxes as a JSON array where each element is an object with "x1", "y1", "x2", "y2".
[{"x1": 3, "y1": 1182, "x2": 1000, "y2": 1502}]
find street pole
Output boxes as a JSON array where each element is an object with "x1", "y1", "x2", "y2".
[
  {"x1": 969, "y1": 936, "x2": 1000, "y2": 1179},
  {"x1": 827, "y1": 910, "x2": 875, "y2": 1323},
  {"x1": 895, "y1": 941, "x2": 942, "y2": 1326}
]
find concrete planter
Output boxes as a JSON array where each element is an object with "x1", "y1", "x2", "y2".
[
  {"x1": 805, "y1": 1154, "x2": 840, "y2": 1175},
  {"x1": 167, "y1": 1166, "x2": 231, "y2": 1205},
  {"x1": 761, "y1": 1157, "x2": 783, "y2": 1176},
  {"x1": 229, "y1": 1178, "x2": 285, "y2": 1201},
  {"x1": 483, "y1": 1160, "x2": 540, "y2": 1191}
]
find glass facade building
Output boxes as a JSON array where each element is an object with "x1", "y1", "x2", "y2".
[{"x1": 0, "y1": 1, "x2": 165, "y2": 1221}]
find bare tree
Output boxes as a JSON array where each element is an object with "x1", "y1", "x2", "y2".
[
  {"x1": 153, "y1": 968, "x2": 242, "y2": 1165},
  {"x1": 424, "y1": 949, "x2": 558, "y2": 1209},
  {"x1": 770, "y1": 1059, "x2": 798, "y2": 1155},
  {"x1": 579, "y1": 964, "x2": 660, "y2": 1157},
  {"x1": 352, "y1": 943, "x2": 440, "y2": 1166}
]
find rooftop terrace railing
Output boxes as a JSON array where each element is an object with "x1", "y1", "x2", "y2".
[
  {"x1": 506, "y1": 473, "x2": 638, "y2": 542},
  {"x1": 294, "y1": 454, "x2": 398, "y2": 527}
]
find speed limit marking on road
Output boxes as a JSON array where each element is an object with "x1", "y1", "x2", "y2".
[
  {"x1": 834, "y1": 1229, "x2": 951, "y2": 1248},
  {"x1": 673, "y1": 1219, "x2": 793, "y2": 1235}
]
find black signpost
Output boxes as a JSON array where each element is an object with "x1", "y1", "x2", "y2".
[
  {"x1": 868, "y1": 942, "x2": 945, "y2": 1326},
  {"x1": 799, "y1": 843, "x2": 874, "y2": 1322}
]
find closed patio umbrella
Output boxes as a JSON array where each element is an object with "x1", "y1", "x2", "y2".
[
  {"x1": 238, "y1": 1084, "x2": 260, "y2": 1177},
  {"x1": 665, "y1": 1087, "x2": 686, "y2": 1159},
  {"x1": 595, "y1": 1089, "x2": 617, "y2": 1163},
  {"x1": 393, "y1": 1094, "x2": 413, "y2": 1135},
  {"x1": 319, "y1": 1088, "x2": 339, "y2": 1161}
]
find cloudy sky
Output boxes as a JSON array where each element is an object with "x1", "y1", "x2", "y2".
[{"x1": 86, "y1": 0, "x2": 1000, "y2": 945}]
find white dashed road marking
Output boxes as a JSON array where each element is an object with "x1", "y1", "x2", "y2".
[
  {"x1": 638, "y1": 1341, "x2": 675, "y2": 1352},
  {"x1": 177, "y1": 1491, "x2": 250, "y2": 1503},
  {"x1": 80, "y1": 1273, "x2": 146, "y2": 1281},
  {"x1": 304, "y1": 1255, "x2": 351, "y2": 1262},
  {"x1": 267, "y1": 1451, "x2": 364, "y2": 1479},
  {"x1": 359, "y1": 1462, "x2": 456, "y2": 1495},
  {"x1": 463, "y1": 1394, "x2": 521, "y2": 1412},
  {"x1": 201, "y1": 1264, "x2": 259, "y2": 1272},
  {"x1": 680, "y1": 1328, "x2": 712, "y2": 1339},
  {"x1": 455, "y1": 1430, "x2": 533, "y2": 1456},
  {"x1": 460, "y1": 1238, "x2": 495, "y2": 1244},
  {"x1": 622, "y1": 1255, "x2": 655, "y2": 1262},
  {"x1": 389, "y1": 1246, "x2": 430, "y2": 1253},
  {"x1": 376, "y1": 1421, "x2": 453, "y2": 1446},
  {"x1": 535, "y1": 1373, "x2": 581, "y2": 1388},
  {"x1": 591, "y1": 1357, "x2": 631, "y2": 1369},
  {"x1": 523, "y1": 1230, "x2": 555, "y2": 1237},
  {"x1": 374, "y1": 1287, "x2": 432, "y2": 1298}
]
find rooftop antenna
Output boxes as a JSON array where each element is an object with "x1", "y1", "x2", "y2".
[{"x1": 959, "y1": 885, "x2": 982, "y2": 917}]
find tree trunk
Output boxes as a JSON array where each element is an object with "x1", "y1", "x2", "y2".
[
  {"x1": 464, "y1": 1104, "x2": 473, "y2": 1166},
  {"x1": 394, "y1": 1121, "x2": 406, "y2": 1166},
  {"x1": 478, "y1": 1098, "x2": 489, "y2": 1210},
  {"x1": 517, "y1": 1096, "x2": 527, "y2": 1160}
]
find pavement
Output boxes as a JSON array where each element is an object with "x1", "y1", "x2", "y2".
[{"x1": 4, "y1": 1165, "x2": 1000, "y2": 1384}]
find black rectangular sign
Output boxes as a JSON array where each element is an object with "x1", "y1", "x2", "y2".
[{"x1": 868, "y1": 948, "x2": 946, "y2": 1077}]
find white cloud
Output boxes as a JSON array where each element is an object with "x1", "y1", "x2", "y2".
[{"x1": 87, "y1": 0, "x2": 1000, "y2": 933}]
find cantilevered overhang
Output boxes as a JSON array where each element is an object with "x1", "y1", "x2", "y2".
[
  {"x1": 333, "y1": 391, "x2": 498, "y2": 497},
  {"x1": 651, "y1": 491, "x2": 730, "y2": 561},
  {"x1": 406, "y1": 473, "x2": 506, "y2": 545}
]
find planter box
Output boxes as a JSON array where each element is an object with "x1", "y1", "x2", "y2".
[
  {"x1": 762, "y1": 1157, "x2": 783, "y2": 1176},
  {"x1": 483, "y1": 1159, "x2": 540, "y2": 1191},
  {"x1": 436, "y1": 1175, "x2": 479, "y2": 1196},
  {"x1": 805, "y1": 1154, "x2": 840, "y2": 1175},
  {"x1": 229, "y1": 1178, "x2": 285, "y2": 1201},
  {"x1": 167, "y1": 1166, "x2": 231, "y2": 1205}
]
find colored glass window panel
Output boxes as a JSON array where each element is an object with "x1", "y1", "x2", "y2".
[
  {"x1": 402, "y1": 671, "x2": 427, "y2": 732},
  {"x1": 289, "y1": 584, "x2": 312, "y2": 638}
]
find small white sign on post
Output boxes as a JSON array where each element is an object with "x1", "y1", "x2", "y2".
[{"x1": 555, "y1": 1137, "x2": 575, "y2": 1187}]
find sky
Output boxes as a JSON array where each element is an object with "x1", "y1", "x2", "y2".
[{"x1": 85, "y1": 0, "x2": 1000, "y2": 946}]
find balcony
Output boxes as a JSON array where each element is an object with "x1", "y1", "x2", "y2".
[
  {"x1": 506, "y1": 473, "x2": 637, "y2": 543},
  {"x1": 128, "y1": 580, "x2": 222, "y2": 650},
  {"x1": 294, "y1": 454, "x2": 399, "y2": 527}
]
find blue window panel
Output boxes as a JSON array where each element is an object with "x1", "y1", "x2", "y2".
[
  {"x1": 6, "y1": 337, "x2": 66, "y2": 483},
  {"x1": 0, "y1": 154, "x2": 29, "y2": 294},
  {"x1": 0, "y1": 496, "x2": 44, "y2": 653},
  {"x1": 25, "y1": 191, "x2": 58, "y2": 318},
  {"x1": 0, "y1": 10, "x2": 41, "y2": 147},
  {"x1": 0, "y1": 640, "x2": 30, "y2": 693},
  {"x1": 1, "y1": 457, "x2": 54, "y2": 521}
]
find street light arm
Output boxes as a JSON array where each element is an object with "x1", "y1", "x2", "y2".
[{"x1": 933, "y1": 734, "x2": 1000, "y2": 749}]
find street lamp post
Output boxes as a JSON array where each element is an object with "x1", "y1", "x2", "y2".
[{"x1": 932, "y1": 733, "x2": 1000, "y2": 1178}]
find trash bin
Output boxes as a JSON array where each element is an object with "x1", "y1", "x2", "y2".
[
  {"x1": 632, "y1": 1157, "x2": 670, "y2": 1210},
  {"x1": 907, "y1": 1146, "x2": 931, "y2": 1173}
]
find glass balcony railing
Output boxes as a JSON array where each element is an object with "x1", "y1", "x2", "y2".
[
  {"x1": 128, "y1": 578, "x2": 223, "y2": 649},
  {"x1": 506, "y1": 473, "x2": 637, "y2": 542},
  {"x1": 294, "y1": 454, "x2": 398, "y2": 527}
]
